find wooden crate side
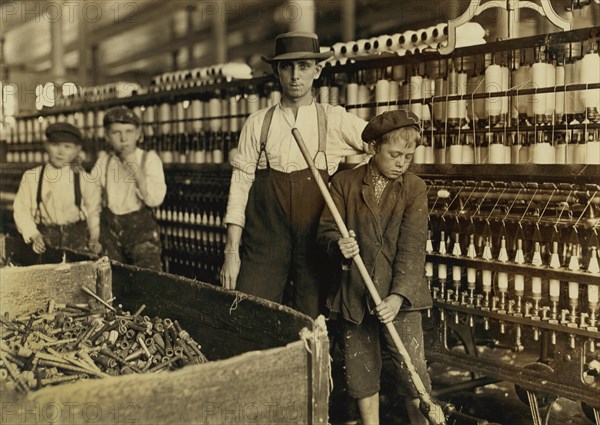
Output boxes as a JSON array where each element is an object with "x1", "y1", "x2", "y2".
[
  {"x1": 9, "y1": 341, "x2": 312, "y2": 425},
  {"x1": 0, "y1": 258, "x2": 112, "y2": 319},
  {"x1": 110, "y1": 263, "x2": 314, "y2": 360},
  {"x1": 305, "y1": 317, "x2": 330, "y2": 425}
]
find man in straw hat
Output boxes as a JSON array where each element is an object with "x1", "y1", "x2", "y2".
[{"x1": 220, "y1": 31, "x2": 369, "y2": 318}]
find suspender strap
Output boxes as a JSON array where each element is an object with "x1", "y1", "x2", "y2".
[
  {"x1": 256, "y1": 103, "x2": 328, "y2": 170},
  {"x1": 35, "y1": 164, "x2": 46, "y2": 224},
  {"x1": 35, "y1": 165, "x2": 84, "y2": 222},
  {"x1": 102, "y1": 156, "x2": 112, "y2": 208},
  {"x1": 257, "y1": 106, "x2": 277, "y2": 168},
  {"x1": 73, "y1": 170, "x2": 82, "y2": 210},
  {"x1": 316, "y1": 103, "x2": 328, "y2": 154}
]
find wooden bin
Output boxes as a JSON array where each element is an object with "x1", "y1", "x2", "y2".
[{"x1": 0, "y1": 258, "x2": 330, "y2": 425}]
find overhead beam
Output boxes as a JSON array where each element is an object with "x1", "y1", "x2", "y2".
[{"x1": 7, "y1": 1, "x2": 192, "y2": 67}]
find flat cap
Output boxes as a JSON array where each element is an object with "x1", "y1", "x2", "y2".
[
  {"x1": 45, "y1": 122, "x2": 83, "y2": 145},
  {"x1": 103, "y1": 106, "x2": 141, "y2": 127},
  {"x1": 361, "y1": 109, "x2": 421, "y2": 142}
]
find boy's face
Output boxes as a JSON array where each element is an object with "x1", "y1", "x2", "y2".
[
  {"x1": 276, "y1": 60, "x2": 321, "y2": 102},
  {"x1": 105, "y1": 123, "x2": 141, "y2": 157},
  {"x1": 372, "y1": 137, "x2": 415, "y2": 179},
  {"x1": 45, "y1": 141, "x2": 81, "y2": 168}
]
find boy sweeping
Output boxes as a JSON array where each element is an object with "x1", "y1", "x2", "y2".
[
  {"x1": 318, "y1": 110, "x2": 434, "y2": 425},
  {"x1": 13, "y1": 122, "x2": 102, "y2": 255}
]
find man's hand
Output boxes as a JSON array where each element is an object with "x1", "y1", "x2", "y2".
[
  {"x1": 88, "y1": 240, "x2": 103, "y2": 255},
  {"x1": 31, "y1": 233, "x2": 46, "y2": 254},
  {"x1": 337, "y1": 230, "x2": 359, "y2": 259},
  {"x1": 376, "y1": 294, "x2": 404, "y2": 324},
  {"x1": 220, "y1": 250, "x2": 241, "y2": 290}
]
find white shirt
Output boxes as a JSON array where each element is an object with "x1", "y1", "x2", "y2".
[
  {"x1": 224, "y1": 101, "x2": 368, "y2": 228},
  {"x1": 93, "y1": 148, "x2": 167, "y2": 215},
  {"x1": 13, "y1": 164, "x2": 102, "y2": 243}
]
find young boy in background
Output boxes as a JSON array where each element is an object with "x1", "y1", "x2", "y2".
[
  {"x1": 318, "y1": 110, "x2": 434, "y2": 425},
  {"x1": 13, "y1": 122, "x2": 102, "y2": 256},
  {"x1": 94, "y1": 106, "x2": 166, "y2": 271}
]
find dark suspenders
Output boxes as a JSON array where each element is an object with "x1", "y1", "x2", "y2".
[
  {"x1": 35, "y1": 165, "x2": 83, "y2": 224},
  {"x1": 256, "y1": 103, "x2": 328, "y2": 170}
]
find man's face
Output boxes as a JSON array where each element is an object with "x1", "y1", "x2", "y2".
[
  {"x1": 105, "y1": 123, "x2": 140, "y2": 157},
  {"x1": 372, "y1": 138, "x2": 416, "y2": 179},
  {"x1": 45, "y1": 141, "x2": 81, "y2": 168},
  {"x1": 276, "y1": 60, "x2": 321, "y2": 101}
]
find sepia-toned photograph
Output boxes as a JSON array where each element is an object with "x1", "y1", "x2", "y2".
[{"x1": 0, "y1": 1, "x2": 599, "y2": 424}]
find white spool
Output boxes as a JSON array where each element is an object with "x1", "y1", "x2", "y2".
[
  {"x1": 531, "y1": 62, "x2": 547, "y2": 116},
  {"x1": 389, "y1": 81, "x2": 399, "y2": 111},
  {"x1": 346, "y1": 83, "x2": 359, "y2": 116},
  {"x1": 228, "y1": 96, "x2": 240, "y2": 133},
  {"x1": 545, "y1": 62, "x2": 556, "y2": 117},
  {"x1": 403, "y1": 30, "x2": 420, "y2": 47},
  {"x1": 580, "y1": 52, "x2": 600, "y2": 112},
  {"x1": 574, "y1": 59, "x2": 585, "y2": 114},
  {"x1": 555, "y1": 143, "x2": 567, "y2": 164},
  {"x1": 565, "y1": 62, "x2": 576, "y2": 115},
  {"x1": 485, "y1": 64, "x2": 503, "y2": 118},
  {"x1": 208, "y1": 98, "x2": 222, "y2": 133},
  {"x1": 586, "y1": 140, "x2": 600, "y2": 164},
  {"x1": 489, "y1": 143, "x2": 506, "y2": 164},
  {"x1": 143, "y1": 105, "x2": 155, "y2": 137},
  {"x1": 533, "y1": 142, "x2": 556, "y2": 164},
  {"x1": 158, "y1": 103, "x2": 171, "y2": 135},
  {"x1": 247, "y1": 94, "x2": 260, "y2": 115},
  {"x1": 175, "y1": 101, "x2": 186, "y2": 134},
  {"x1": 389, "y1": 33, "x2": 406, "y2": 53},
  {"x1": 375, "y1": 80, "x2": 391, "y2": 115},
  {"x1": 354, "y1": 39, "x2": 372, "y2": 56},
  {"x1": 433, "y1": 23, "x2": 448, "y2": 43},
  {"x1": 421, "y1": 78, "x2": 434, "y2": 120},
  {"x1": 414, "y1": 145, "x2": 426, "y2": 164},
  {"x1": 409, "y1": 76, "x2": 423, "y2": 119},
  {"x1": 462, "y1": 142, "x2": 475, "y2": 164},
  {"x1": 421, "y1": 26, "x2": 436, "y2": 46},
  {"x1": 190, "y1": 100, "x2": 203, "y2": 133},
  {"x1": 447, "y1": 68, "x2": 458, "y2": 120},
  {"x1": 433, "y1": 77, "x2": 445, "y2": 123},
  {"x1": 449, "y1": 144, "x2": 463, "y2": 164},
  {"x1": 358, "y1": 84, "x2": 371, "y2": 120},
  {"x1": 331, "y1": 42, "x2": 346, "y2": 58}
]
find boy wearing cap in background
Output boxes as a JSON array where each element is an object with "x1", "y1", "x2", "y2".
[
  {"x1": 94, "y1": 106, "x2": 166, "y2": 271},
  {"x1": 13, "y1": 122, "x2": 102, "y2": 256},
  {"x1": 220, "y1": 31, "x2": 368, "y2": 318},
  {"x1": 318, "y1": 110, "x2": 433, "y2": 425}
]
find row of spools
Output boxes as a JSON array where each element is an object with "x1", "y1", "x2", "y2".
[
  {"x1": 323, "y1": 22, "x2": 486, "y2": 66},
  {"x1": 9, "y1": 91, "x2": 284, "y2": 144},
  {"x1": 11, "y1": 43, "x2": 600, "y2": 142}
]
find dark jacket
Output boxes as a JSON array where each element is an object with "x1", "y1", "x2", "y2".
[{"x1": 317, "y1": 162, "x2": 433, "y2": 324}]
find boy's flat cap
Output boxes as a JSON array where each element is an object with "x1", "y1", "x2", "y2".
[
  {"x1": 45, "y1": 122, "x2": 83, "y2": 145},
  {"x1": 361, "y1": 109, "x2": 421, "y2": 142},
  {"x1": 103, "y1": 106, "x2": 141, "y2": 127}
]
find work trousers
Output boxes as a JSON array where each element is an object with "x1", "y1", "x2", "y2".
[
  {"x1": 100, "y1": 207, "x2": 162, "y2": 271},
  {"x1": 237, "y1": 168, "x2": 329, "y2": 318}
]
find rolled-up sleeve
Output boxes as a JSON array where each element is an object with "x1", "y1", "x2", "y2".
[
  {"x1": 13, "y1": 168, "x2": 41, "y2": 243},
  {"x1": 139, "y1": 150, "x2": 166, "y2": 208},
  {"x1": 390, "y1": 179, "x2": 428, "y2": 304},
  {"x1": 223, "y1": 112, "x2": 262, "y2": 228}
]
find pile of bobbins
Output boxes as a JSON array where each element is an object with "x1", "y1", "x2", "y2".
[{"x1": 0, "y1": 292, "x2": 208, "y2": 393}]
